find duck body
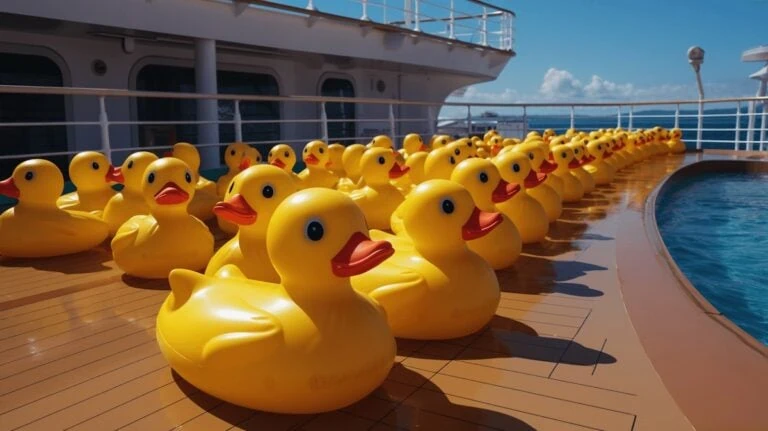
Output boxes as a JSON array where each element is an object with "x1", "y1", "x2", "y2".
[
  {"x1": 217, "y1": 142, "x2": 252, "y2": 197},
  {"x1": 346, "y1": 148, "x2": 408, "y2": 231},
  {"x1": 0, "y1": 159, "x2": 109, "y2": 257},
  {"x1": 571, "y1": 167, "x2": 596, "y2": 195},
  {"x1": 550, "y1": 144, "x2": 585, "y2": 203},
  {"x1": 57, "y1": 151, "x2": 122, "y2": 214},
  {"x1": 526, "y1": 182, "x2": 562, "y2": 222},
  {"x1": 103, "y1": 152, "x2": 159, "y2": 236},
  {"x1": 298, "y1": 141, "x2": 339, "y2": 188},
  {"x1": 493, "y1": 153, "x2": 549, "y2": 244}
]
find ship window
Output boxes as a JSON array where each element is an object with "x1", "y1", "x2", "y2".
[
  {"x1": 135, "y1": 65, "x2": 280, "y2": 162},
  {"x1": 321, "y1": 78, "x2": 355, "y2": 144},
  {"x1": 0, "y1": 52, "x2": 67, "y2": 180}
]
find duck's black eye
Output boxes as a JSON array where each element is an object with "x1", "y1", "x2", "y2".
[
  {"x1": 561, "y1": 152, "x2": 567, "y2": 158},
  {"x1": 598, "y1": 145, "x2": 603, "y2": 150},
  {"x1": 91, "y1": 162, "x2": 100, "y2": 170},
  {"x1": 319, "y1": 147, "x2": 324, "y2": 154},
  {"x1": 185, "y1": 172, "x2": 192, "y2": 183},
  {"x1": 305, "y1": 219, "x2": 324, "y2": 241},
  {"x1": 24, "y1": 171, "x2": 34, "y2": 181},
  {"x1": 513, "y1": 163, "x2": 521, "y2": 173},
  {"x1": 528, "y1": 153, "x2": 534, "y2": 160},
  {"x1": 304, "y1": 148, "x2": 308, "y2": 153},
  {"x1": 127, "y1": 160, "x2": 134, "y2": 169},
  {"x1": 269, "y1": 151, "x2": 273, "y2": 158},
  {"x1": 148, "y1": 172, "x2": 155, "y2": 184},
  {"x1": 230, "y1": 150, "x2": 236, "y2": 156},
  {"x1": 479, "y1": 172, "x2": 489, "y2": 183},
  {"x1": 228, "y1": 182, "x2": 235, "y2": 194},
  {"x1": 440, "y1": 198, "x2": 455, "y2": 215},
  {"x1": 262, "y1": 185, "x2": 274, "y2": 198},
  {"x1": 454, "y1": 148, "x2": 460, "y2": 156},
  {"x1": 284, "y1": 151, "x2": 290, "y2": 158},
  {"x1": 377, "y1": 156, "x2": 386, "y2": 165},
  {"x1": 449, "y1": 156, "x2": 456, "y2": 165}
]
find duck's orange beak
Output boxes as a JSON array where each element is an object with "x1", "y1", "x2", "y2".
[
  {"x1": 0, "y1": 177, "x2": 19, "y2": 199},
  {"x1": 270, "y1": 158, "x2": 286, "y2": 169},
  {"x1": 331, "y1": 232, "x2": 394, "y2": 277},
  {"x1": 154, "y1": 182, "x2": 189, "y2": 205},
  {"x1": 539, "y1": 159, "x2": 558, "y2": 174},
  {"x1": 604, "y1": 150, "x2": 613, "y2": 158},
  {"x1": 462, "y1": 207, "x2": 503, "y2": 240},
  {"x1": 491, "y1": 179, "x2": 520, "y2": 203},
  {"x1": 491, "y1": 145, "x2": 501, "y2": 157},
  {"x1": 524, "y1": 170, "x2": 547, "y2": 188},
  {"x1": 568, "y1": 159, "x2": 581, "y2": 169},
  {"x1": 105, "y1": 165, "x2": 124, "y2": 183},
  {"x1": 238, "y1": 158, "x2": 252, "y2": 172},
  {"x1": 213, "y1": 194, "x2": 257, "y2": 225},
  {"x1": 388, "y1": 163, "x2": 410, "y2": 179},
  {"x1": 305, "y1": 153, "x2": 319, "y2": 165},
  {"x1": 419, "y1": 144, "x2": 428, "y2": 152}
]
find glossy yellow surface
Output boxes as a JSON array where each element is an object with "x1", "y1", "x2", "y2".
[
  {"x1": 668, "y1": 128, "x2": 686, "y2": 153},
  {"x1": 510, "y1": 143, "x2": 562, "y2": 222},
  {"x1": 111, "y1": 158, "x2": 214, "y2": 279},
  {"x1": 206, "y1": 165, "x2": 298, "y2": 281},
  {"x1": 450, "y1": 158, "x2": 522, "y2": 269},
  {"x1": 492, "y1": 152, "x2": 549, "y2": 244},
  {"x1": 326, "y1": 143, "x2": 346, "y2": 177},
  {"x1": 168, "y1": 142, "x2": 219, "y2": 221},
  {"x1": 351, "y1": 180, "x2": 501, "y2": 340},
  {"x1": 0, "y1": 159, "x2": 109, "y2": 257},
  {"x1": 157, "y1": 188, "x2": 396, "y2": 413},
  {"x1": 584, "y1": 139, "x2": 616, "y2": 185},
  {"x1": 401, "y1": 133, "x2": 428, "y2": 157},
  {"x1": 103, "y1": 151, "x2": 159, "y2": 236},
  {"x1": 404, "y1": 151, "x2": 428, "y2": 184},
  {"x1": 346, "y1": 148, "x2": 408, "y2": 231},
  {"x1": 550, "y1": 144, "x2": 585, "y2": 203},
  {"x1": 567, "y1": 141, "x2": 596, "y2": 194},
  {"x1": 57, "y1": 151, "x2": 121, "y2": 214},
  {"x1": 217, "y1": 142, "x2": 252, "y2": 197},
  {"x1": 423, "y1": 146, "x2": 459, "y2": 180},
  {"x1": 298, "y1": 140, "x2": 339, "y2": 188}
]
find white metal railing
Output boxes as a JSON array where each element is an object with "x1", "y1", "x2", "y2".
[
  {"x1": 227, "y1": 0, "x2": 516, "y2": 52},
  {"x1": 0, "y1": 85, "x2": 767, "y2": 169}
]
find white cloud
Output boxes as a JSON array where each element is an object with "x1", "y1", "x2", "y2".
[{"x1": 539, "y1": 68, "x2": 583, "y2": 98}]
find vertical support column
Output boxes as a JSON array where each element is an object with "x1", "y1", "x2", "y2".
[
  {"x1": 628, "y1": 105, "x2": 634, "y2": 131},
  {"x1": 388, "y1": 103, "x2": 396, "y2": 141},
  {"x1": 734, "y1": 101, "x2": 741, "y2": 151},
  {"x1": 674, "y1": 104, "x2": 680, "y2": 129},
  {"x1": 413, "y1": 0, "x2": 420, "y2": 31},
  {"x1": 522, "y1": 106, "x2": 528, "y2": 136},
  {"x1": 616, "y1": 106, "x2": 621, "y2": 129},
  {"x1": 760, "y1": 101, "x2": 767, "y2": 151},
  {"x1": 361, "y1": 0, "x2": 369, "y2": 21},
  {"x1": 696, "y1": 100, "x2": 704, "y2": 150},
  {"x1": 382, "y1": 0, "x2": 387, "y2": 24},
  {"x1": 98, "y1": 96, "x2": 111, "y2": 160},
  {"x1": 481, "y1": 7, "x2": 488, "y2": 46},
  {"x1": 427, "y1": 105, "x2": 436, "y2": 136},
  {"x1": 320, "y1": 102, "x2": 329, "y2": 142},
  {"x1": 569, "y1": 106, "x2": 575, "y2": 130},
  {"x1": 306, "y1": 0, "x2": 315, "y2": 10},
  {"x1": 466, "y1": 105, "x2": 472, "y2": 136},
  {"x1": 746, "y1": 100, "x2": 756, "y2": 151},
  {"x1": 234, "y1": 100, "x2": 243, "y2": 143},
  {"x1": 448, "y1": 0, "x2": 455, "y2": 39},
  {"x1": 195, "y1": 38, "x2": 220, "y2": 169},
  {"x1": 404, "y1": 0, "x2": 412, "y2": 28}
]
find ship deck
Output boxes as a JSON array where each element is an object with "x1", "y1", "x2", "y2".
[{"x1": 1, "y1": 154, "x2": 767, "y2": 431}]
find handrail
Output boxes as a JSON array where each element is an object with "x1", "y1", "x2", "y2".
[{"x1": 468, "y1": 0, "x2": 516, "y2": 17}]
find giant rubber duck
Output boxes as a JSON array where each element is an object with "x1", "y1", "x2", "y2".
[
  {"x1": 567, "y1": 140, "x2": 596, "y2": 194},
  {"x1": 156, "y1": 188, "x2": 396, "y2": 413},
  {"x1": 103, "y1": 151, "x2": 159, "y2": 236},
  {"x1": 423, "y1": 146, "x2": 459, "y2": 180},
  {"x1": 450, "y1": 158, "x2": 522, "y2": 269},
  {"x1": 0, "y1": 159, "x2": 109, "y2": 257},
  {"x1": 431, "y1": 135, "x2": 451, "y2": 150},
  {"x1": 401, "y1": 133, "x2": 428, "y2": 158},
  {"x1": 111, "y1": 157, "x2": 214, "y2": 279},
  {"x1": 205, "y1": 165, "x2": 298, "y2": 281},
  {"x1": 57, "y1": 151, "x2": 123, "y2": 214},
  {"x1": 550, "y1": 144, "x2": 584, "y2": 203},
  {"x1": 510, "y1": 143, "x2": 562, "y2": 222},
  {"x1": 346, "y1": 147, "x2": 408, "y2": 231},
  {"x1": 351, "y1": 179, "x2": 501, "y2": 340},
  {"x1": 492, "y1": 151, "x2": 549, "y2": 244},
  {"x1": 167, "y1": 142, "x2": 219, "y2": 221},
  {"x1": 667, "y1": 128, "x2": 686, "y2": 154},
  {"x1": 298, "y1": 140, "x2": 339, "y2": 189},
  {"x1": 583, "y1": 139, "x2": 616, "y2": 185},
  {"x1": 217, "y1": 142, "x2": 252, "y2": 197},
  {"x1": 337, "y1": 144, "x2": 366, "y2": 192},
  {"x1": 267, "y1": 143, "x2": 302, "y2": 186},
  {"x1": 326, "y1": 143, "x2": 347, "y2": 177}
]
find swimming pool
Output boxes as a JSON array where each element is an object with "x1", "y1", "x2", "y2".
[{"x1": 656, "y1": 168, "x2": 768, "y2": 346}]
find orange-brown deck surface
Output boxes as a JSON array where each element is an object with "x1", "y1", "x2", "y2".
[{"x1": 1, "y1": 154, "x2": 766, "y2": 431}]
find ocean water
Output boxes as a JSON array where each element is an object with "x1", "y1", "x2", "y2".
[{"x1": 655, "y1": 172, "x2": 768, "y2": 345}]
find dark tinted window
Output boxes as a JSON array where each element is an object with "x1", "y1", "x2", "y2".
[{"x1": 321, "y1": 78, "x2": 355, "y2": 144}]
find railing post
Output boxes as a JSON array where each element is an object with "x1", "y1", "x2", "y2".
[
  {"x1": 696, "y1": 100, "x2": 704, "y2": 150},
  {"x1": 413, "y1": 0, "x2": 420, "y2": 31},
  {"x1": 306, "y1": 0, "x2": 315, "y2": 11},
  {"x1": 234, "y1": 100, "x2": 243, "y2": 143},
  {"x1": 616, "y1": 106, "x2": 621, "y2": 129},
  {"x1": 382, "y1": 0, "x2": 387, "y2": 23},
  {"x1": 481, "y1": 7, "x2": 488, "y2": 46},
  {"x1": 734, "y1": 102, "x2": 741, "y2": 151},
  {"x1": 746, "y1": 100, "x2": 756, "y2": 151},
  {"x1": 466, "y1": 105, "x2": 472, "y2": 136},
  {"x1": 98, "y1": 96, "x2": 111, "y2": 160},
  {"x1": 628, "y1": 105, "x2": 634, "y2": 131},
  {"x1": 760, "y1": 101, "x2": 767, "y2": 152},
  {"x1": 674, "y1": 104, "x2": 680, "y2": 129},
  {"x1": 360, "y1": 0, "x2": 369, "y2": 21},
  {"x1": 448, "y1": 0, "x2": 455, "y2": 39},
  {"x1": 569, "y1": 106, "x2": 575, "y2": 130},
  {"x1": 320, "y1": 102, "x2": 329, "y2": 142},
  {"x1": 388, "y1": 103, "x2": 396, "y2": 141},
  {"x1": 522, "y1": 106, "x2": 528, "y2": 136}
]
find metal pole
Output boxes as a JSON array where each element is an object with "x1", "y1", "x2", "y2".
[
  {"x1": 674, "y1": 104, "x2": 680, "y2": 129},
  {"x1": 320, "y1": 102, "x2": 329, "y2": 142},
  {"x1": 448, "y1": 0, "x2": 455, "y2": 39},
  {"x1": 734, "y1": 101, "x2": 741, "y2": 151},
  {"x1": 760, "y1": 101, "x2": 767, "y2": 151},
  {"x1": 388, "y1": 103, "x2": 396, "y2": 140},
  {"x1": 404, "y1": 0, "x2": 412, "y2": 28},
  {"x1": 466, "y1": 105, "x2": 472, "y2": 136},
  {"x1": 234, "y1": 100, "x2": 243, "y2": 142},
  {"x1": 361, "y1": 0, "x2": 369, "y2": 21},
  {"x1": 382, "y1": 0, "x2": 387, "y2": 23},
  {"x1": 306, "y1": 0, "x2": 315, "y2": 11},
  {"x1": 98, "y1": 96, "x2": 111, "y2": 160},
  {"x1": 746, "y1": 101, "x2": 756, "y2": 151},
  {"x1": 569, "y1": 106, "x2": 575, "y2": 130},
  {"x1": 522, "y1": 106, "x2": 528, "y2": 136},
  {"x1": 628, "y1": 105, "x2": 634, "y2": 131},
  {"x1": 427, "y1": 105, "x2": 436, "y2": 135},
  {"x1": 413, "y1": 0, "x2": 420, "y2": 31},
  {"x1": 616, "y1": 106, "x2": 621, "y2": 129},
  {"x1": 195, "y1": 38, "x2": 220, "y2": 169},
  {"x1": 481, "y1": 7, "x2": 488, "y2": 46},
  {"x1": 696, "y1": 100, "x2": 704, "y2": 150}
]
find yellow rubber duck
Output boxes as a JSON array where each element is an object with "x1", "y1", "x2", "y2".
[
  {"x1": 157, "y1": 188, "x2": 396, "y2": 413},
  {"x1": 0, "y1": 159, "x2": 108, "y2": 257},
  {"x1": 351, "y1": 179, "x2": 501, "y2": 340},
  {"x1": 667, "y1": 128, "x2": 686, "y2": 153},
  {"x1": 450, "y1": 158, "x2": 522, "y2": 269},
  {"x1": 267, "y1": 144, "x2": 302, "y2": 186},
  {"x1": 103, "y1": 151, "x2": 159, "y2": 236},
  {"x1": 216, "y1": 142, "x2": 252, "y2": 197},
  {"x1": 404, "y1": 151, "x2": 428, "y2": 185},
  {"x1": 483, "y1": 129, "x2": 499, "y2": 144},
  {"x1": 111, "y1": 157, "x2": 214, "y2": 279},
  {"x1": 167, "y1": 142, "x2": 219, "y2": 221},
  {"x1": 492, "y1": 152, "x2": 549, "y2": 244},
  {"x1": 326, "y1": 143, "x2": 347, "y2": 177},
  {"x1": 431, "y1": 135, "x2": 451, "y2": 150},
  {"x1": 298, "y1": 140, "x2": 339, "y2": 189},
  {"x1": 402, "y1": 133, "x2": 428, "y2": 158},
  {"x1": 550, "y1": 144, "x2": 584, "y2": 203},
  {"x1": 446, "y1": 140, "x2": 472, "y2": 164},
  {"x1": 583, "y1": 139, "x2": 616, "y2": 185},
  {"x1": 510, "y1": 143, "x2": 562, "y2": 223},
  {"x1": 57, "y1": 151, "x2": 123, "y2": 214},
  {"x1": 336, "y1": 144, "x2": 366, "y2": 192},
  {"x1": 346, "y1": 147, "x2": 408, "y2": 231},
  {"x1": 567, "y1": 141, "x2": 596, "y2": 194},
  {"x1": 206, "y1": 165, "x2": 298, "y2": 281},
  {"x1": 423, "y1": 146, "x2": 460, "y2": 180}
]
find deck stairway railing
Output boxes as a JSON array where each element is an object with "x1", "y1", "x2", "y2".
[{"x1": 0, "y1": 85, "x2": 767, "y2": 171}]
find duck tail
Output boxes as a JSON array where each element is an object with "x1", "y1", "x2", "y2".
[{"x1": 168, "y1": 268, "x2": 202, "y2": 310}]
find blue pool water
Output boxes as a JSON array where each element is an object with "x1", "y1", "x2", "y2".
[{"x1": 656, "y1": 171, "x2": 768, "y2": 345}]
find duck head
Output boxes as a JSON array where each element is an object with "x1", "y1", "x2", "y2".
[
  {"x1": 423, "y1": 147, "x2": 459, "y2": 180},
  {"x1": 325, "y1": 143, "x2": 346, "y2": 176},
  {"x1": 168, "y1": 142, "x2": 202, "y2": 175},
  {"x1": 493, "y1": 151, "x2": 546, "y2": 191},
  {"x1": 0, "y1": 159, "x2": 64, "y2": 207},
  {"x1": 120, "y1": 152, "x2": 159, "y2": 194},
  {"x1": 431, "y1": 135, "x2": 451, "y2": 150},
  {"x1": 398, "y1": 179, "x2": 503, "y2": 253},
  {"x1": 267, "y1": 144, "x2": 297, "y2": 172},
  {"x1": 369, "y1": 135, "x2": 394, "y2": 151},
  {"x1": 267, "y1": 188, "x2": 394, "y2": 290},
  {"x1": 483, "y1": 129, "x2": 499, "y2": 144},
  {"x1": 360, "y1": 147, "x2": 410, "y2": 186},
  {"x1": 488, "y1": 136, "x2": 504, "y2": 157},
  {"x1": 446, "y1": 141, "x2": 471, "y2": 164},
  {"x1": 223, "y1": 142, "x2": 252, "y2": 172},
  {"x1": 341, "y1": 144, "x2": 366, "y2": 180},
  {"x1": 302, "y1": 140, "x2": 329, "y2": 169},
  {"x1": 551, "y1": 144, "x2": 581, "y2": 171},
  {"x1": 450, "y1": 158, "x2": 520, "y2": 212},
  {"x1": 141, "y1": 158, "x2": 197, "y2": 215},
  {"x1": 586, "y1": 139, "x2": 609, "y2": 161},
  {"x1": 513, "y1": 142, "x2": 557, "y2": 174},
  {"x1": 403, "y1": 133, "x2": 428, "y2": 155},
  {"x1": 68, "y1": 151, "x2": 123, "y2": 192},
  {"x1": 671, "y1": 128, "x2": 682, "y2": 140},
  {"x1": 244, "y1": 146, "x2": 262, "y2": 167}
]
